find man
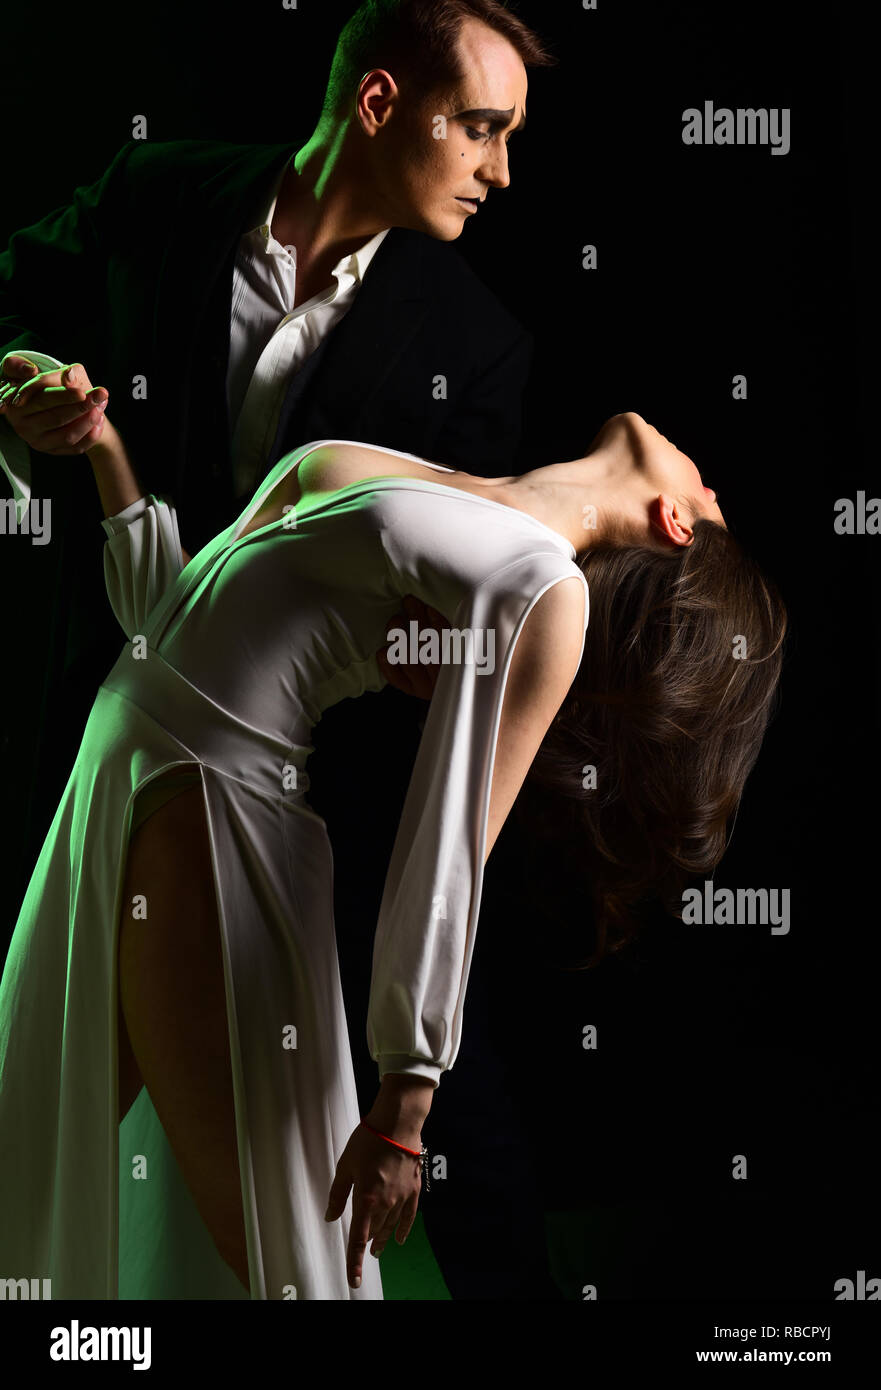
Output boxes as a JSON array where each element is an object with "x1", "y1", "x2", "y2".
[{"x1": 0, "y1": 0, "x2": 560, "y2": 1298}]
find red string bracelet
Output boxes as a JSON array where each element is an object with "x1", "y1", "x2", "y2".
[
  {"x1": 360, "y1": 1119, "x2": 431, "y2": 1190},
  {"x1": 360, "y1": 1119, "x2": 421, "y2": 1156}
]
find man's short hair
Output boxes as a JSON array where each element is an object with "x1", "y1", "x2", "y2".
[{"x1": 321, "y1": 0, "x2": 555, "y2": 123}]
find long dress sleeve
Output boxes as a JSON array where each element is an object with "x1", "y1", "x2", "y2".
[
  {"x1": 101, "y1": 492, "x2": 186, "y2": 639},
  {"x1": 366, "y1": 543, "x2": 589, "y2": 1088}
]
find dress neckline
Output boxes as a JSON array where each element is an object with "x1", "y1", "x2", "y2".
[{"x1": 227, "y1": 440, "x2": 577, "y2": 560}]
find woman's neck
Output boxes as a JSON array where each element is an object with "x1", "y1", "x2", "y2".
[{"x1": 499, "y1": 448, "x2": 643, "y2": 555}]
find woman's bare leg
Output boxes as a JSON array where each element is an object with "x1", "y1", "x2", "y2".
[
  {"x1": 117, "y1": 982, "x2": 143, "y2": 1124},
  {"x1": 117, "y1": 780, "x2": 249, "y2": 1292}
]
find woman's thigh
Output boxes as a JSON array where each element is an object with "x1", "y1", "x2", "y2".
[{"x1": 117, "y1": 780, "x2": 248, "y2": 1287}]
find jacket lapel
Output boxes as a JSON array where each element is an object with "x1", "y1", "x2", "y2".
[
  {"x1": 151, "y1": 142, "x2": 298, "y2": 505},
  {"x1": 151, "y1": 148, "x2": 433, "y2": 526},
  {"x1": 266, "y1": 227, "x2": 431, "y2": 468}
]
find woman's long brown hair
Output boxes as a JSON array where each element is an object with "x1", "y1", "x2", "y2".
[{"x1": 516, "y1": 516, "x2": 789, "y2": 969}]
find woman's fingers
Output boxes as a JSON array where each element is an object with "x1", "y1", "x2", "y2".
[
  {"x1": 8, "y1": 362, "x2": 80, "y2": 411},
  {"x1": 394, "y1": 1190, "x2": 421, "y2": 1246},
  {"x1": 6, "y1": 398, "x2": 105, "y2": 453},
  {"x1": 369, "y1": 1198, "x2": 405, "y2": 1258},
  {"x1": 34, "y1": 406, "x2": 107, "y2": 450},
  {"x1": 325, "y1": 1162, "x2": 353, "y2": 1225},
  {"x1": 347, "y1": 1195, "x2": 379, "y2": 1289},
  {"x1": 329, "y1": 1131, "x2": 423, "y2": 1285},
  {"x1": 0, "y1": 355, "x2": 39, "y2": 409},
  {"x1": 371, "y1": 1169, "x2": 423, "y2": 1255},
  {"x1": 17, "y1": 396, "x2": 93, "y2": 428},
  {"x1": 326, "y1": 1158, "x2": 383, "y2": 1288},
  {"x1": 0, "y1": 353, "x2": 40, "y2": 383}
]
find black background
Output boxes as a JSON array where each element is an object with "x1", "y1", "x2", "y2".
[{"x1": 1, "y1": 0, "x2": 877, "y2": 1302}]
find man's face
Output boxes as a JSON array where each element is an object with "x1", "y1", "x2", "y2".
[{"x1": 369, "y1": 18, "x2": 529, "y2": 240}]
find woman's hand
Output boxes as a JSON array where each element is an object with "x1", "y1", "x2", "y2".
[
  {"x1": 325, "y1": 1119, "x2": 425, "y2": 1289},
  {"x1": 0, "y1": 357, "x2": 108, "y2": 454},
  {"x1": 326, "y1": 1074, "x2": 434, "y2": 1289}
]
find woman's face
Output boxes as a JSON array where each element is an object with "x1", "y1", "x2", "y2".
[{"x1": 593, "y1": 413, "x2": 727, "y2": 529}]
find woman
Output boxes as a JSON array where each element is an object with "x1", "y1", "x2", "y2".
[{"x1": 0, "y1": 370, "x2": 786, "y2": 1300}]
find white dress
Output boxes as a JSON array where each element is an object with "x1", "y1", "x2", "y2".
[{"x1": 0, "y1": 439, "x2": 589, "y2": 1300}]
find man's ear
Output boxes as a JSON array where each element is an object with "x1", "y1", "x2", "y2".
[
  {"x1": 650, "y1": 493, "x2": 694, "y2": 547},
  {"x1": 356, "y1": 69, "x2": 399, "y2": 135}
]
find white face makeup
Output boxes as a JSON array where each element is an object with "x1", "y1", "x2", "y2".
[{"x1": 370, "y1": 18, "x2": 529, "y2": 241}]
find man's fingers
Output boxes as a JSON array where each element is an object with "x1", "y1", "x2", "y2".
[
  {"x1": 0, "y1": 354, "x2": 40, "y2": 383},
  {"x1": 0, "y1": 366, "x2": 61, "y2": 407},
  {"x1": 0, "y1": 380, "x2": 36, "y2": 413},
  {"x1": 385, "y1": 610, "x2": 407, "y2": 638},
  {"x1": 402, "y1": 595, "x2": 451, "y2": 629},
  {"x1": 0, "y1": 355, "x2": 40, "y2": 411},
  {"x1": 2, "y1": 380, "x2": 74, "y2": 413},
  {"x1": 377, "y1": 598, "x2": 452, "y2": 699},
  {"x1": 378, "y1": 613, "x2": 415, "y2": 694},
  {"x1": 376, "y1": 646, "x2": 414, "y2": 694},
  {"x1": 9, "y1": 383, "x2": 104, "y2": 419},
  {"x1": 4, "y1": 362, "x2": 91, "y2": 412},
  {"x1": 421, "y1": 602, "x2": 450, "y2": 628}
]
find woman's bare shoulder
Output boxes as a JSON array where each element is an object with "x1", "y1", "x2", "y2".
[
  {"x1": 297, "y1": 444, "x2": 529, "y2": 517},
  {"x1": 297, "y1": 443, "x2": 445, "y2": 497}
]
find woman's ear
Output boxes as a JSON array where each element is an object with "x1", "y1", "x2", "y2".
[{"x1": 649, "y1": 494, "x2": 694, "y2": 547}]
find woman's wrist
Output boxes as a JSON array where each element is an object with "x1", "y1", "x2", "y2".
[
  {"x1": 364, "y1": 1073, "x2": 436, "y2": 1139},
  {"x1": 87, "y1": 415, "x2": 146, "y2": 519}
]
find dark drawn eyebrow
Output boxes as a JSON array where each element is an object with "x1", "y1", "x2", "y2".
[{"x1": 455, "y1": 107, "x2": 527, "y2": 134}]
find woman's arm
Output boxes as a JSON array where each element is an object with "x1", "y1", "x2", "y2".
[
  {"x1": 86, "y1": 413, "x2": 145, "y2": 519},
  {"x1": 366, "y1": 563, "x2": 588, "y2": 1091},
  {"x1": 87, "y1": 414, "x2": 191, "y2": 564}
]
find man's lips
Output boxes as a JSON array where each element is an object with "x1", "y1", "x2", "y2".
[{"x1": 455, "y1": 196, "x2": 481, "y2": 211}]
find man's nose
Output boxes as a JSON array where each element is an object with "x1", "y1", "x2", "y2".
[{"x1": 478, "y1": 142, "x2": 511, "y2": 190}]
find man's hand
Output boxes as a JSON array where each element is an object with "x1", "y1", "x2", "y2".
[
  {"x1": 377, "y1": 595, "x2": 450, "y2": 701},
  {"x1": 0, "y1": 357, "x2": 109, "y2": 454}
]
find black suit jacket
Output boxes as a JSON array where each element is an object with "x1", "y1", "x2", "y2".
[
  {"x1": 0, "y1": 138, "x2": 533, "y2": 551},
  {"x1": 0, "y1": 141, "x2": 534, "y2": 1078}
]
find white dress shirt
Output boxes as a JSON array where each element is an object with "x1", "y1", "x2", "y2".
[
  {"x1": 0, "y1": 160, "x2": 390, "y2": 519},
  {"x1": 227, "y1": 161, "x2": 390, "y2": 502}
]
